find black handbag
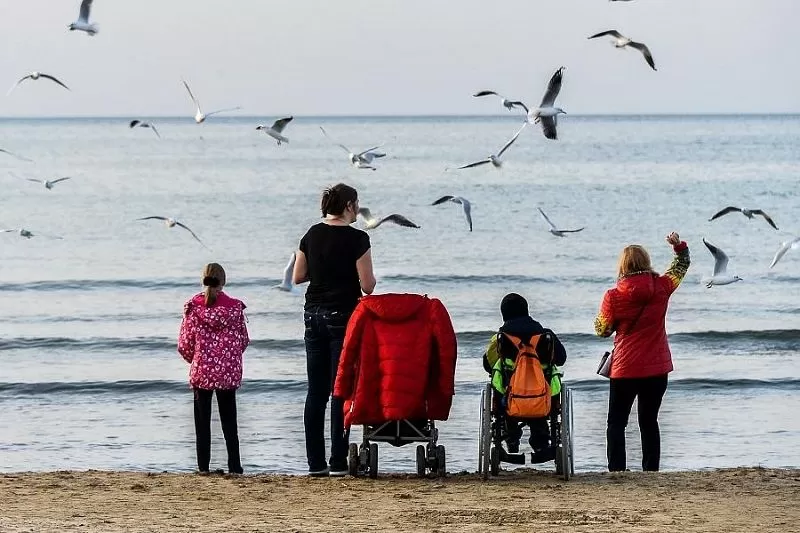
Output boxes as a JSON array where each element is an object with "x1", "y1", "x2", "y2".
[{"x1": 597, "y1": 295, "x2": 651, "y2": 378}]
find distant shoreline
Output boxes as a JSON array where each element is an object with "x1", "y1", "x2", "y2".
[{"x1": 1, "y1": 468, "x2": 796, "y2": 532}]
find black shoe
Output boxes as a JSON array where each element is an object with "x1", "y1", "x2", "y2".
[
  {"x1": 506, "y1": 441, "x2": 520, "y2": 454},
  {"x1": 530, "y1": 447, "x2": 556, "y2": 464}
]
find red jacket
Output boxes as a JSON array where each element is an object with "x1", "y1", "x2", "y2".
[
  {"x1": 594, "y1": 242, "x2": 690, "y2": 379},
  {"x1": 333, "y1": 293, "x2": 457, "y2": 427}
]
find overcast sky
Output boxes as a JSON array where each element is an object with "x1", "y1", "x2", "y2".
[{"x1": 0, "y1": 1, "x2": 797, "y2": 117}]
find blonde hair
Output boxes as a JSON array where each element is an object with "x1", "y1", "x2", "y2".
[
  {"x1": 617, "y1": 245, "x2": 654, "y2": 279},
  {"x1": 201, "y1": 263, "x2": 226, "y2": 307}
]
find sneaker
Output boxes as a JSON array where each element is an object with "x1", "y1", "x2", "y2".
[
  {"x1": 308, "y1": 467, "x2": 330, "y2": 477},
  {"x1": 329, "y1": 469, "x2": 348, "y2": 477}
]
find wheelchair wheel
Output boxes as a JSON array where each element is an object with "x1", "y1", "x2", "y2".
[
  {"x1": 416, "y1": 445, "x2": 427, "y2": 477},
  {"x1": 490, "y1": 445, "x2": 500, "y2": 477},
  {"x1": 435, "y1": 445, "x2": 446, "y2": 478},
  {"x1": 348, "y1": 443, "x2": 360, "y2": 477},
  {"x1": 368, "y1": 443, "x2": 378, "y2": 479},
  {"x1": 479, "y1": 383, "x2": 492, "y2": 481},
  {"x1": 560, "y1": 388, "x2": 574, "y2": 481}
]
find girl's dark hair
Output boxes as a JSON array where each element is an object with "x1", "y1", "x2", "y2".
[
  {"x1": 321, "y1": 183, "x2": 358, "y2": 217},
  {"x1": 201, "y1": 263, "x2": 226, "y2": 307}
]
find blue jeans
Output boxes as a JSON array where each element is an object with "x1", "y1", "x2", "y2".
[{"x1": 303, "y1": 307, "x2": 351, "y2": 472}]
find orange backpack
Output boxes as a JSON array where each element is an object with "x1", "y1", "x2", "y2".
[{"x1": 503, "y1": 332, "x2": 552, "y2": 418}]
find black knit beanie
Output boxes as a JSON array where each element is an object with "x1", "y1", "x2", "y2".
[{"x1": 500, "y1": 293, "x2": 529, "y2": 321}]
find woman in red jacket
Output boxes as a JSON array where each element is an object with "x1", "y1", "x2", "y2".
[{"x1": 594, "y1": 232, "x2": 690, "y2": 472}]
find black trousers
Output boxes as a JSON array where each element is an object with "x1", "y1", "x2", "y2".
[
  {"x1": 193, "y1": 388, "x2": 242, "y2": 474},
  {"x1": 303, "y1": 308, "x2": 351, "y2": 472},
  {"x1": 606, "y1": 374, "x2": 668, "y2": 472}
]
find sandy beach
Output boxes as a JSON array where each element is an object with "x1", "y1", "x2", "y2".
[{"x1": 0, "y1": 468, "x2": 797, "y2": 532}]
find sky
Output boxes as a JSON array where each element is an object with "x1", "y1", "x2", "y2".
[{"x1": 0, "y1": 0, "x2": 798, "y2": 117}]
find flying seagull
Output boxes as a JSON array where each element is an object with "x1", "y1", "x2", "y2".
[
  {"x1": 137, "y1": 216, "x2": 209, "y2": 249},
  {"x1": 709, "y1": 206, "x2": 778, "y2": 230},
  {"x1": 129, "y1": 120, "x2": 161, "y2": 138},
  {"x1": 256, "y1": 117, "x2": 293, "y2": 146},
  {"x1": 702, "y1": 238, "x2": 742, "y2": 288},
  {"x1": 275, "y1": 252, "x2": 296, "y2": 291},
  {"x1": 68, "y1": 0, "x2": 99, "y2": 36},
  {"x1": 319, "y1": 126, "x2": 386, "y2": 170},
  {"x1": 7, "y1": 72, "x2": 70, "y2": 95},
  {"x1": 538, "y1": 207, "x2": 584, "y2": 237},
  {"x1": 472, "y1": 91, "x2": 528, "y2": 113},
  {"x1": 770, "y1": 236, "x2": 800, "y2": 269},
  {"x1": 11, "y1": 173, "x2": 72, "y2": 190},
  {"x1": 357, "y1": 207, "x2": 420, "y2": 230},
  {"x1": 455, "y1": 124, "x2": 525, "y2": 169},
  {"x1": 182, "y1": 79, "x2": 241, "y2": 124},
  {"x1": 1, "y1": 228, "x2": 62, "y2": 239},
  {"x1": 0, "y1": 148, "x2": 33, "y2": 162},
  {"x1": 588, "y1": 30, "x2": 656, "y2": 71},
  {"x1": 431, "y1": 195, "x2": 473, "y2": 231},
  {"x1": 526, "y1": 67, "x2": 567, "y2": 140}
]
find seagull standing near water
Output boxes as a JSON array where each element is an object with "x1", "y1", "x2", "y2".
[
  {"x1": 770, "y1": 236, "x2": 800, "y2": 269},
  {"x1": 182, "y1": 79, "x2": 241, "y2": 124},
  {"x1": 137, "y1": 216, "x2": 209, "y2": 249},
  {"x1": 587, "y1": 30, "x2": 657, "y2": 71},
  {"x1": 455, "y1": 124, "x2": 525, "y2": 169},
  {"x1": 129, "y1": 120, "x2": 161, "y2": 138},
  {"x1": 702, "y1": 238, "x2": 742, "y2": 288},
  {"x1": 526, "y1": 67, "x2": 567, "y2": 140},
  {"x1": 357, "y1": 207, "x2": 420, "y2": 230},
  {"x1": 7, "y1": 72, "x2": 70, "y2": 95},
  {"x1": 537, "y1": 207, "x2": 584, "y2": 237},
  {"x1": 709, "y1": 206, "x2": 778, "y2": 230},
  {"x1": 431, "y1": 195, "x2": 473, "y2": 231},
  {"x1": 472, "y1": 91, "x2": 528, "y2": 113},
  {"x1": 319, "y1": 126, "x2": 386, "y2": 170},
  {"x1": 68, "y1": 0, "x2": 99, "y2": 36},
  {"x1": 256, "y1": 117, "x2": 293, "y2": 146}
]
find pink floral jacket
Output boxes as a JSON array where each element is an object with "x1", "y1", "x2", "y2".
[{"x1": 178, "y1": 292, "x2": 250, "y2": 390}]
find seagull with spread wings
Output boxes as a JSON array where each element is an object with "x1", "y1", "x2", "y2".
[
  {"x1": 130, "y1": 120, "x2": 161, "y2": 138},
  {"x1": 256, "y1": 117, "x2": 294, "y2": 146},
  {"x1": 431, "y1": 195, "x2": 473, "y2": 232},
  {"x1": 526, "y1": 67, "x2": 567, "y2": 140},
  {"x1": 8, "y1": 72, "x2": 70, "y2": 96},
  {"x1": 11, "y1": 173, "x2": 71, "y2": 190},
  {"x1": 709, "y1": 206, "x2": 778, "y2": 230},
  {"x1": 538, "y1": 207, "x2": 584, "y2": 237},
  {"x1": 319, "y1": 126, "x2": 386, "y2": 170},
  {"x1": 588, "y1": 30, "x2": 657, "y2": 71},
  {"x1": 770, "y1": 236, "x2": 800, "y2": 269},
  {"x1": 137, "y1": 216, "x2": 209, "y2": 249},
  {"x1": 472, "y1": 91, "x2": 528, "y2": 113},
  {"x1": 182, "y1": 79, "x2": 241, "y2": 124},
  {"x1": 358, "y1": 207, "x2": 420, "y2": 230},
  {"x1": 68, "y1": 0, "x2": 99, "y2": 36},
  {"x1": 702, "y1": 239, "x2": 742, "y2": 288},
  {"x1": 1, "y1": 228, "x2": 62, "y2": 239},
  {"x1": 0, "y1": 148, "x2": 33, "y2": 162},
  {"x1": 455, "y1": 124, "x2": 525, "y2": 169}
]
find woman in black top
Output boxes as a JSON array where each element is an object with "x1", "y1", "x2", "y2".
[{"x1": 292, "y1": 183, "x2": 376, "y2": 476}]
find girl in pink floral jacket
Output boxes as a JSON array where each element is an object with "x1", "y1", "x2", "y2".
[{"x1": 178, "y1": 263, "x2": 249, "y2": 474}]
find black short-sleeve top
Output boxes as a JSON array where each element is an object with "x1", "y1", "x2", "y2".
[{"x1": 299, "y1": 222, "x2": 371, "y2": 313}]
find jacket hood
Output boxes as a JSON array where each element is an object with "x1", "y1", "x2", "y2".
[
  {"x1": 616, "y1": 272, "x2": 657, "y2": 304},
  {"x1": 187, "y1": 292, "x2": 245, "y2": 330},
  {"x1": 500, "y1": 315, "x2": 544, "y2": 339},
  {"x1": 359, "y1": 293, "x2": 428, "y2": 322}
]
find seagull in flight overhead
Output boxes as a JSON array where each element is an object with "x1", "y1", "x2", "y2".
[
  {"x1": 431, "y1": 195, "x2": 473, "y2": 231},
  {"x1": 702, "y1": 238, "x2": 742, "y2": 288},
  {"x1": 137, "y1": 216, "x2": 209, "y2": 249},
  {"x1": 0, "y1": 228, "x2": 62, "y2": 239},
  {"x1": 11, "y1": 173, "x2": 71, "y2": 190},
  {"x1": 357, "y1": 207, "x2": 420, "y2": 230},
  {"x1": 0, "y1": 148, "x2": 33, "y2": 162},
  {"x1": 129, "y1": 120, "x2": 161, "y2": 138},
  {"x1": 68, "y1": 0, "x2": 99, "y2": 36},
  {"x1": 7, "y1": 72, "x2": 70, "y2": 95},
  {"x1": 275, "y1": 252, "x2": 296, "y2": 291},
  {"x1": 588, "y1": 30, "x2": 657, "y2": 71},
  {"x1": 538, "y1": 207, "x2": 584, "y2": 237},
  {"x1": 256, "y1": 117, "x2": 293, "y2": 146},
  {"x1": 472, "y1": 91, "x2": 528, "y2": 113},
  {"x1": 319, "y1": 126, "x2": 386, "y2": 170},
  {"x1": 182, "y1": 79, "x2": 241, "y2": 124},
  {"x1": 709, "y1": 206, "x2": 778, "y2": 230},
  {"x1": 526, "y1": 67, "x2": 567, "y2": 140},
  {"x1": 770, "y1": 236, "x2": 800, "y2": 269},
  {"x1": 455, "y1": 124, "x2": 525, "y2": 169}
]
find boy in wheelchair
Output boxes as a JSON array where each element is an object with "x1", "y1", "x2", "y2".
[{"x1": 483, "y1": 293, "x2": 567, "y2": 463}]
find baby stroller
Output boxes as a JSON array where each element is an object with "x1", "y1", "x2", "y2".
[
  {"x1": 334, "y1": 293, "x2": 458, "y2": 479},
  {"x1": 477, "y1": 334, "x2": 574, "y2": 480}
]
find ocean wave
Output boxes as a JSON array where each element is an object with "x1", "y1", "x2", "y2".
[
  {"x1": 0, "y1": 277, "x2": 279, "y2": 293},
  {"x1": 0, "y1": 337, "x2": 305, "y2": 353},
  {"x1": 1, "y1": 377, "x2": 797, "y2": 397}
]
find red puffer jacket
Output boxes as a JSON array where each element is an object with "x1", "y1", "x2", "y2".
[{"x1": 333, "y1": 293, "x2": 457, "y2": 428}]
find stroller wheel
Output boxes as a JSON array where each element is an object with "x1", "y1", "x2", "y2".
[
  {"x1": 415, "y1": 445, "x2": 427, "y2": 477},
  {"x1": 348, "y1": 443, "x2": 359, "y2": 477},
  {"x1": 435, "y1": 445, "x2": 446, "y2": 478},
  {"x1": 368, "y1": 443, "x2": 378, "y2": 479}
]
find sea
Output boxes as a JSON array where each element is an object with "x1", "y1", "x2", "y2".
[{"x1": 1, "y1": 114, "x2": 798, "y2": 474}]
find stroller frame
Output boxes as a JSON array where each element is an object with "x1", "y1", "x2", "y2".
[{"x1": 348, "y1": 419, "x2": 446, "y2": 478}]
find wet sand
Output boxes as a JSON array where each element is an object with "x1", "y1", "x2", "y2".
[{"x1": 0, "y1": 468, "x2": 797, "y2": 532}]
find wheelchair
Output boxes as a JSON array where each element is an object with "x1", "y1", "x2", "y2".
[{"x1": 477, "y1": 383, "x2": 574, "y2": 481}]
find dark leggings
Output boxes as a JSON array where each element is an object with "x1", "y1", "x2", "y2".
[
  {"x1": 193, "y1": 388, "x2": 242, "y2": 474},
  {"x1": 606, "y1": 374, "x2": 668, "y2": 472}
]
